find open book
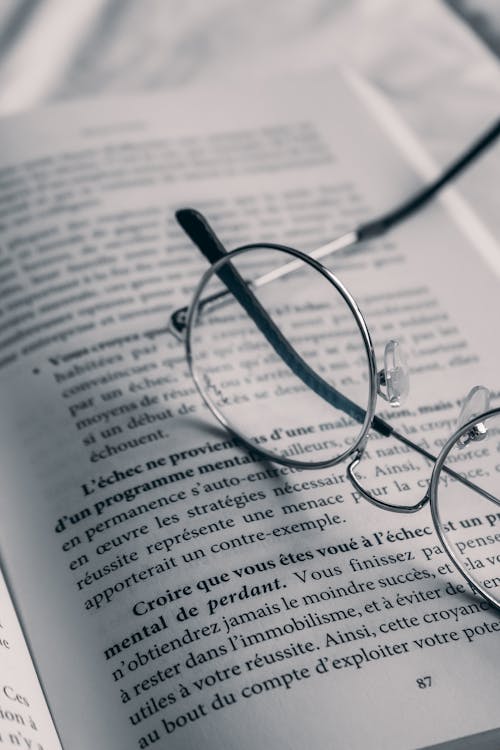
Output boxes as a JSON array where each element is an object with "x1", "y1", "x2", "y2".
[{"x1": 0, "y1": 71, "x2": 499, "y2": 750}]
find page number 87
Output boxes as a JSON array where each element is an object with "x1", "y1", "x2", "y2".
[{"x1": 416, "y1": 676, "x2": 432, "y2": 689}]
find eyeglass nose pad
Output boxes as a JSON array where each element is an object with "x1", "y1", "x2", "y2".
[
  {"x1": 456, "y1": 385, "x2": 490, "y2": 448},
  {"x1": 377, "y1": 339, "x2": 409, "y2": 407}
]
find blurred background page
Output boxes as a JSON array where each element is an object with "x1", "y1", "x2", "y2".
[{"x1": 0, "y1": 0, "x2": 498, "y2": 250}]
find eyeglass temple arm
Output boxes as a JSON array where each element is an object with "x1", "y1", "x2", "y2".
[
  {"x1": 358, "y1": 116, "x2": 500, "y2": 240},
  {"x1": 176, "y1": 207, "x2": 392, "y2": 440},
  {"x1": 170, "y1": 117, "x2": 500, "y2": 334}
]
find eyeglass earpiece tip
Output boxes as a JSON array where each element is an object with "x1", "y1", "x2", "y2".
[
  {"x1": 175, "y1": 208, "x2": 227, "y2": 265},
  {"x1": 176, "y1": 207, "x2": 202, "y2": 231}
]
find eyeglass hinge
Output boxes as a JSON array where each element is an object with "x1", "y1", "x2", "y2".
[{"x1": 168, "y1": 306, "x2": 188, "y2": 342}]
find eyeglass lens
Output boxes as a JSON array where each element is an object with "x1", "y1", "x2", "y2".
[
  {"x1": 432, "y1": 411, "x2": 500, "y2": 609},
  {"x1": 188, "y1": 245, "x2": 373, "y2": 466}
]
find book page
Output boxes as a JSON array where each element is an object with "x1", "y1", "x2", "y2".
[
  {"x1": 0, "y1": 72, "x2": 499, "y2": 750},
  {"x1": 0, "y1": 568, "x2": 62, "y2": 749}
]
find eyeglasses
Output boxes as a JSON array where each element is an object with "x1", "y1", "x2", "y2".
[{"x1": 168, "y1": 119, "x2": 500, "y2": 610}]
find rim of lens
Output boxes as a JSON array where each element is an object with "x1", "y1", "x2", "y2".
[
  {"x1": 185, "y1": 242, "x2": 378, "y2": 470},
  {"x1": 430, "y1": 406, "x2": 500, "y2": 609}
]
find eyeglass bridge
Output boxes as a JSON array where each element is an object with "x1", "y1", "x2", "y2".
[{"x1": 168, "y1": 306, "x2": 188, "y2": 342}]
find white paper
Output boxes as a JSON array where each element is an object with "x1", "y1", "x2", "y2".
[{"x1": 0, "y1": 71, "x2": 499, "y2": 750}]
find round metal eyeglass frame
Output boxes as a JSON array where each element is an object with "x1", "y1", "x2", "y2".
[
  {"x1": 181, "y1": 236, "x2": 500, "y2": 611},
  {"x1": 168, "y1": 116, "x2": 500, "y2": 609},
  {"x1": 186, "y1": 242, "x2": 378, "y2": 472}
]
